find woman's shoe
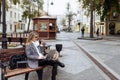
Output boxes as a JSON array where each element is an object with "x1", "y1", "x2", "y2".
[{"x1": 57, "y1": 61, "x2": 65, "y2": 68}]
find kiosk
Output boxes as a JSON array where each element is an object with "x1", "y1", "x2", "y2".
[{"x1": 33, "y1": 16, "x2": 57, "y2": 39}]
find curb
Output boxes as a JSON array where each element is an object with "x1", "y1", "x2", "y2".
[
  {"x1": 73, "y1": 40, "x2": 120, "y2": 80},
  {"x1": 77, "y1": 37, "x2": 103, "y2": 40}
]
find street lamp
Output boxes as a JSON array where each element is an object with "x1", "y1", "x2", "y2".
[
  {"x1": 1, "y1": 0, "x2": 7, "y2": 80},
  {"x1": 2, "y1": 0, "x2": 7, "y2": 49},
  {"x1": 47, "y1": 0, "x2": 53, "y2": 15}
]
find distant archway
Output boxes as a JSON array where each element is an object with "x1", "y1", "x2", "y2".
[{"x1": 109, "y1": 22, "x2": 115, "y2": 35}]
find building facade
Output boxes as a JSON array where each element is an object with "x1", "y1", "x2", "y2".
[
  {"x1": 0, "y1": 0, "x2": 38, "y2": 33},
  {"x1": 106, "y1": 7, "x2": 120, "y2": 36}
]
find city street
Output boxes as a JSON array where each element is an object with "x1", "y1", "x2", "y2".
[
  {"x1": 1, "y1": 31, "x2": 120, "y2": 80},
  {"x1": 0, "y1": 0, "x2": 120, "y2": 80}
]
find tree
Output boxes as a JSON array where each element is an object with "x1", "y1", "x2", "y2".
[
  {"x1": 96, "y1": 0, "x2": 120, "y2": 21},
  {"x1": 0, "y1": 0, "x2": 20, "y2": 27},
  {"x1": 11, "y1": 0, "x2": 20, "y2": 5},
  {"x1": 78, "y1": 0, "x2": 120, "y2": 38},
  {"x1": 60, "y1": 18, "x2": 66, "y2": 27},
  {"x1": 35, "y1": 0, "x2": 44, "y2": 16},
  {"x1": 78, "y1": 0, "x2": 102, "y2": 38},
  {"x1": 66, "y1": 2, "x2": 75, "y2": 32},
  {"x1": 60, "y1": 18, "x2": 66, "y2": 30},
  {"x1": 21, "y1": 0, "x2": 43, "y2": 32}
]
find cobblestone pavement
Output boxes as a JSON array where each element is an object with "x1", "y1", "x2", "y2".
[
  {"x1": 1, "y1": 31, "x2": 120, "y2": 80},
  {"x1": 61, "y1": 31, "x2": 120, "y2": 79},
  {"x1": 75, "y1": 38, "x2": 120, "y2": 79}
]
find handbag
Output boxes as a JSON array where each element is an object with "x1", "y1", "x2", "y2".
[
  {"x1": 9, "y1": 54, "x2": 27, "y2": 70},
  {"x1": 47, "y1": 49, "x2": 59, "y2": 60}
]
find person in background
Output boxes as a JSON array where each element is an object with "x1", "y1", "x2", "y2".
[
  {"x1": 96, "y1": 28, "x2": 99, "y2": 37},
  {"x1": 25, "y1": 31, "x2": 65, "y2": 80},
  {"x1": 81, "y1": 26, "x2": 85, "y2": 38}
]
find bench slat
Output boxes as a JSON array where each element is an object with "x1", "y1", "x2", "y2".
[
  {"x1": 5, "y1": 66, "x2": 46, "y2": 78},
  {"x1": 0, "y1": 48, "x2": 25, "y2": 62}
]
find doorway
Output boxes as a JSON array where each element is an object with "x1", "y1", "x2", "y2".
[{"x1": 109, "y1": 22, "x2": 115, "y2": 35}]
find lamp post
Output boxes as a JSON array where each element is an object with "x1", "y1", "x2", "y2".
[
  {"x1": 2, "y1": 0, "x2": 7, "y2": 49},
  {"x1": 1, "y1": 0, "x2": 7, "y2": 80},
  {"x1": 47, "y1": 0, "x2": 53, "y2": 15}
]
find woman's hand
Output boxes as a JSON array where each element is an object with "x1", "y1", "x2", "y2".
[
  {"x1": 41, "y1": 39, "x2": 46, "y2": 46},
  {"x1": 38, "y1": 56, "x2": 45, "y2": 59}
]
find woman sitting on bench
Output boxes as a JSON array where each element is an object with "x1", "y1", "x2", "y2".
[{"x1": 25, "y1": 31, "x2": 65, "y2": 80}]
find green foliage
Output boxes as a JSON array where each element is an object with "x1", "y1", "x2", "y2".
[
  {"x1": 0, "y1": 0, "x2": 20, "y2": 11},
  {"x1": 21, "y1": 0, "x2": 43, "y2": 19},
  {"x1": 21, "y1": 0, "x2": 35, "y2": 19},
  {"x1": 100, "y1": 0, "x2": 119, "y2": 21},
  {"x1": 12, "y1": 0, "x2": 20, "y2": 5},
  {"x1": 35, "y1": 0, "x2": 44, "y2": 10},
  {"x1": 21, "y1": 0, "x2": 43, "y2": 32},
  {"x1": 78, "y1": 0, "x2": 120, "y2": 21}
]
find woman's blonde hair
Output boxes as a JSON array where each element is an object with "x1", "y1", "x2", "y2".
[{"x1": 26, "y1": 31, "x2": 39, "y2": 45}]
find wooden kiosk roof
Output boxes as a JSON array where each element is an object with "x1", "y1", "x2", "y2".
[{"x1": 33, "y1": 16, "x2": 57, "y2": 20}]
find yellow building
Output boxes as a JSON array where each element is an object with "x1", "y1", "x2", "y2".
[
  {"x1": 105, "y1": 7, "x2": 120, "y2": 36},
  {"x1": 95, "y1": 22, "x2": 106, "y2": 36}
]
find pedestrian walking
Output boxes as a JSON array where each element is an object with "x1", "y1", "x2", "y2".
[
  {"x1": 96, "y1": 28, "x2": 99, "y2": 37},
  {"x1": 81, "y1": 27, "x2": 85, "y2": 38}
]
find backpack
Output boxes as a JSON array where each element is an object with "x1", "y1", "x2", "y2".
[{"x1": 9, "y1": 54, "x2": 27, "y2": 70}]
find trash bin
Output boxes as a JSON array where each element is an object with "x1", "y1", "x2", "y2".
[{"x1": 55, "y1": 44, "x2": 62, "y2": 57}]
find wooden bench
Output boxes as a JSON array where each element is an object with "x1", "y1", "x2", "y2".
[
  {"x1": 0, "y1": 37, "x2": 27, "y2": 45},
  {"x1": 7, "y1": 37, "x2": 27, "y2": 45},
  {"x1": 0, "y1": 47, "x2": 57, "y2": 80}
]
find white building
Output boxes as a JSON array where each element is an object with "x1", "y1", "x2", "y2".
[
  {"x1": 0, "y1": 0, "x2": 38, "y2": 33},
  {"x1": 78, "y1": 3, "x2": 90, "y2": 24}
]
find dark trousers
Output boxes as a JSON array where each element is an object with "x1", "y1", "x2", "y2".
[
  {"x1": 25, "y1": 70, "x2": 43, "y2": 80},
  {"x1": 81, "y1": 31, "x2": 84, "y2": 37},
  {"x1": 25, "y1": 59, "x2": 58, "y2": 80}
]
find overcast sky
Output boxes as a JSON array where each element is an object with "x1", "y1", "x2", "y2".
[{"x1": 43, "y1": 0, "x2": 78, "y2": 15}]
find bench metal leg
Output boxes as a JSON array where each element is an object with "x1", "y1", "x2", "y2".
[{"x1": 52, "y1": 64, "x2": 57, "y2": 80}]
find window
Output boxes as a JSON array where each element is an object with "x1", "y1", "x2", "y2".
[
  {"x1": 21, "y1": 24, "x2": 25, "y2": 30},
  {"x1": 10, "y1": 24, "x2": 12, "y2": 30},
  {"x1": 14, "y1": 12, "x2": 16, "y2": 19},
  {"x1": 40, "y1": 23, "x2": 47, "y2": 31},
  {"x1": 18, "y1": 14, "x2": 20, "y2": 20},
  {"x1": 10, "y1": 11, "x2": 12, "y2": 18},
  {"x1": 34, "y1": 23, "x2": 38, "y2": 30},
  {"x1": 18, "y1": 23, "x2": 21, "y2": 29}
]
